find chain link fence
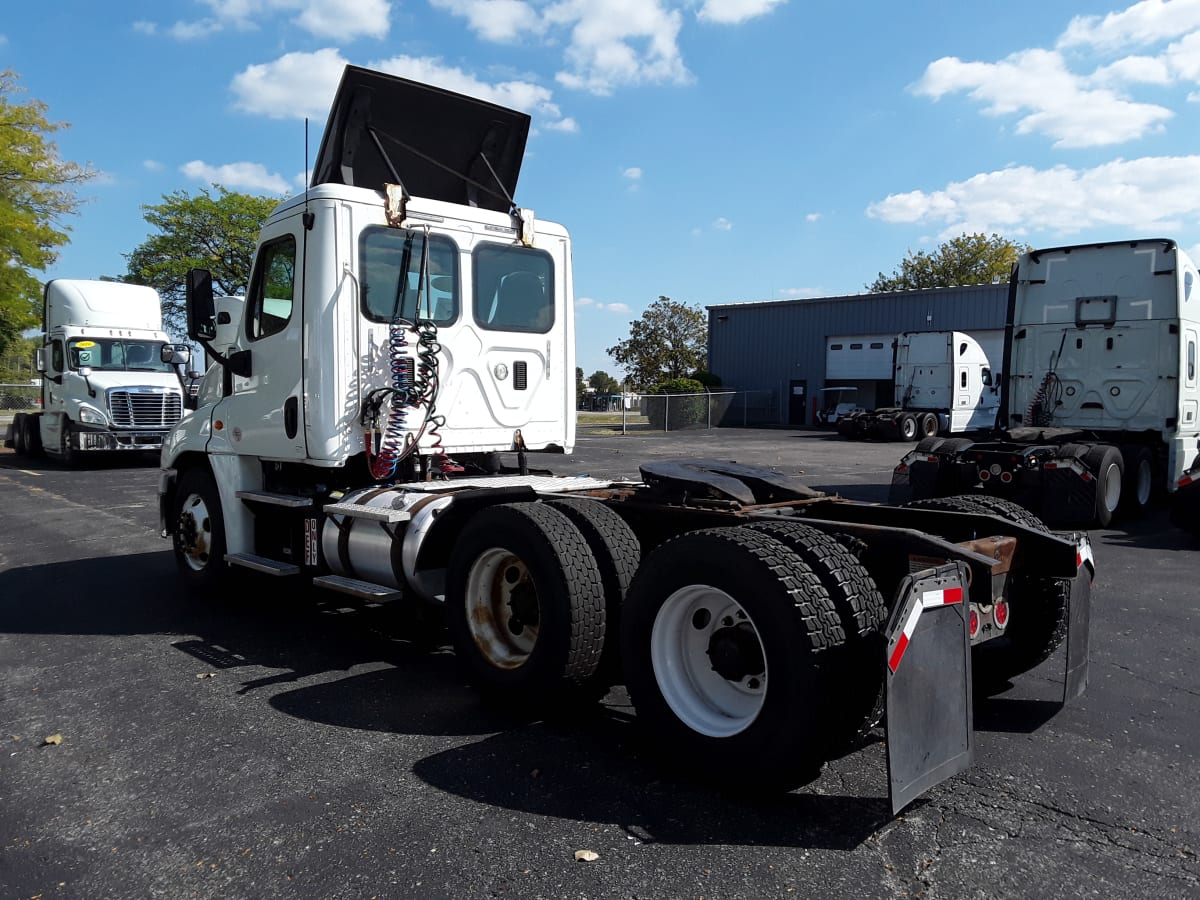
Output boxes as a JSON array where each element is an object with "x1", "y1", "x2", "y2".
[
  {"x1": 577, "y1": 389, "x2": 779, "y2": 432},
  {"x1": 0, "y1": 383, "x2": 41, "y2": 412}
]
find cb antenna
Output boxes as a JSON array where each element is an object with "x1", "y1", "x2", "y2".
[{"x1": 302, "y1": 117, "x2": 314, "y2": 230}]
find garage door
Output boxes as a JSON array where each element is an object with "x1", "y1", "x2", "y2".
[{"x1": 826, "y1": 334, "x2": 895, "y2": 379}]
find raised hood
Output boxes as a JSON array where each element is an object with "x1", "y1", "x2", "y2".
[{"x1": 311, "y1": 65, "x2": 531, "y2": 213}]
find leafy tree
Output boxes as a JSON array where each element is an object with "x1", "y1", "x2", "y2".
[
  {"x1": 868, "y1": 233, "x2": 1031, "y2": 292},
  {"x1": 588, "y1": 369, "x2": 621, "y2": 396},
  {"x1": 575, "y1": 366, "x2": 586, "y2": 405},
  {"x1": 122, "y1": 186, "x2": 281, "y2": 334},
  {"x1": 0, "y1": 334, "x2": 38, "y2": 382},
  {"x1": 0, "y1": 69, "x2": 95, "y2": 359},
  {"x1": 607, "y1": 295, "x2": 707, "y2": 389}
]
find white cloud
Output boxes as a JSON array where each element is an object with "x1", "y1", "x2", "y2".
[
  {"x1": 805, "y1": 212, "x2": 820, "y2": 222},
  {"x1": 777, "y1": 287, "x2": 823, "y2": 298},
  {"x1": 1058, "y1": 0, "x2": 1200, "y2": 50},
  {"x1": 697, "y1": 0, "x2": 786, "y2": 25},
  {"x1": 622, "y1": 166, "x2": 642, "y2": 180},
  {"x1": 294, "y1": 0, "x2": 390, "y2": 41},
  {"x1": 430, "y1": 0, "x2": 545, "y2": 42},
  {"x1": 181, "y1": 160, "x2": 291, "y2": 193},
  {"x1": 231, "y1": 48, "x2": 349, "y2": 120},
  {"x1": 143, "y1": 160, "x2": 164, "y2": 172},
  {"x1": 914, "y1": 49, "x2": 1173, "y2": 147},
  {"x1": 575, "y1": 296, "x2": 631, "y2": 313},
  {"x1": 141, "y1": 0, "x2": 390, "y2": 42},
  {"x1": 712, "y1": 216, "x2": 733, "y2": 231},
  {"x1": 866, "y1": 155, "x2": 1200, "y2": 237},
  {"x1": 230, "y1": 49, "x2": 577, "y2": 132}
]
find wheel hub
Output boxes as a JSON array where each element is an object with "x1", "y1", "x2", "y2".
[{"x1": 706, "y1": 623, "x2": 765, "y2": 681}]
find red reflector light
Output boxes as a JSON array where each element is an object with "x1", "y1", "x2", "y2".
[
  {"x1": 926, "y1": 456, "x2": 938, "y2": 463},
  {"x1": 896, "y1": 463, "x2": 908, "y2": 473},
  {"x1": 969, "y1": 608, "x2": 979, "y2": 637},
  {"x1": 1044, "y1": 461, "x2": 1058, "y2": 469},
  {"x1": 1081, "y1": 471, "x2": 1093, "y2": 482},
  {"x1": 1000, "y1": 471, "x2": 1013, "y2": 483},
  {"x1": 1182, "y1": 475, "x2": 1195, "y2": 487},
  {"x1": 993, "y1": 600, "x2": 1009, "y2": 628},
  {"x1": 978, "y1": 469, "x2": 991, "y2": 481},
  {"x1": 1010, "y1": 455, "x2": 1018, "y2": 463}
]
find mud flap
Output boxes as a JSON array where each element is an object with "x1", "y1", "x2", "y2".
[
  {"x1": 884, "y1": 562, "x2": 972, "y2": 816},
  {"x1": 1063, "y1": 532, "x2": 1094, "y2": 704}
]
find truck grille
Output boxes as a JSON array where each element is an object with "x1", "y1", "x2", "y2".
[{"x1": 109, "y1": 389, "x2": 183, "y2": 428}]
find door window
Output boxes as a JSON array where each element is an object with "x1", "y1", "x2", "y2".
[{"x1": 247, "y1": 236, "x2": 297, "y2": 340}]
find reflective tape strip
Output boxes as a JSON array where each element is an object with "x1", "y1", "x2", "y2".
[
  {"x1": 888, "y1": 601, "x2": 924, "y2": 673},
  {"x1": 921, "y1": 586, "x2": 964, "y2": 609}
]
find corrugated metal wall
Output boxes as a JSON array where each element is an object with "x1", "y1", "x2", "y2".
[{"x1": 707, "y1": 284, "x2": 1008, "y2": 424}]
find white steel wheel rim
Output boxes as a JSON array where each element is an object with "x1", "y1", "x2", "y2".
[
  {"x1": 464, "y1": 547, "x2": 538, "y2": 669},
  {"x1": 650, "y1": 585, "x2": 767, "y2": 738},
  {"x1": 1102, "y1": 462, "x2": 1121, "y2": 512},
  {"x1": 1134, "y1": 458, "x2": 1152, "y2": 506},
  {"x1": 179, "y1": 492, "x2": 213, "y2": 572}
]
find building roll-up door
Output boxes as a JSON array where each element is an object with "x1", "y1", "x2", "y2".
[{"x1": 826, "y1": 334, "x2": 895, "y2": 380}]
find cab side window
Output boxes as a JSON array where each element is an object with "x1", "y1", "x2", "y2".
[
  {"x1": 247, "y1": 235, "x2": 297, "y2": 340},
  {"x1": 51, "y1": 340, "x2": 64, "y2": 372}
]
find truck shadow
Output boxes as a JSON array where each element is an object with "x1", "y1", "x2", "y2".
[
  {"x1": 0, "y1": 551, "x2": 895, "y2": 849},
  {"x1": 0, "y1": 451, "x2": 159, "y2": 471}
]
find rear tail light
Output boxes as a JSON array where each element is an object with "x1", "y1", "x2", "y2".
[
  {"x1": 993, "y1": 600, "x2": 1009, "y2": 629},
  {"x1": 1000, "y1": 471, "x2": 1013, "y2": 484},
  {"x1": 969, "y1": 607, "x2": 980, "y2": 638},
  {"x1": 978, "y1": 469, "x2": 991, "y2": 482}
]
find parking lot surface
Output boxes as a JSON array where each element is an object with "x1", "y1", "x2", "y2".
[{"x1": 1, "y1": 427, "x2": 1198, "y2": 899}]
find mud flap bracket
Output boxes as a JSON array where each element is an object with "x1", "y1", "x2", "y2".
[
  {"x1": 885, "y1": 561, "x2": 973, "y2": 816},
  {"x1": 1063, "y1": 532, "x2": 1094, "y2": 704}
]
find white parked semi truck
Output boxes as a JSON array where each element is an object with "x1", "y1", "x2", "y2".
[
  {"x1": 5, "y1": 279, "x2": 187, "y2": 464},
  {"x1": 837, "y1": 330, "x2": 1001, "y2": 441},
  {"x1": 892, "y1": 239, "x2": 1200, "y2": 527},
  {"x1": 158, "y1": 66, "x2": 1095, "y2": 813}
]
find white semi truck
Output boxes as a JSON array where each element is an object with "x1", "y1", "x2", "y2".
[
  {"x1": 892, "y1": 239, "x2": 1200, "y2": 527},
  {"x1": 6, "y1": 279, "x2": 187, "y2": 464},
  {"x1": 157, "y1": 66, "x2": 1094, "y2": 813},
  {"x1": 837, "y1": 330, "x2": 1001, "y2": 441}
]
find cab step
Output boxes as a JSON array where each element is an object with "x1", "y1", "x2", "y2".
[
  {"x1": 312, "y1": 574, "x2": 402, "y2": 601},
  {"x1": 235, "y1": 490, "x2": 314, "y2": 508},
  {"x1": 225, "y1": 553, "x2": 300, "y2": 576},
  {"x1": 323, "y1": 502, "x2": 411, "y2": 524}
]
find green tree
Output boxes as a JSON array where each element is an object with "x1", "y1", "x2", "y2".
[
  {"x1": 588, "y1": 369, "x2": 621, "y2": 396},
  {"x1": 606, "y1": 295, "x2": 707, "y2": 389},
  {"x1": 0, "y1": 334, "x2": 37, "y2": 382},
  {"x1": 0, "y1": 69, "x2": 95, "y2": 359},
  {"x1": 123, "y1": 186, "x2": 281, "y2": 334},
  {"x1": 575, "y1": 366, "x2": 586, "y2": 405},
  {"x1": 868, "y1": 233, "x2": 1031, "y2": 292}
]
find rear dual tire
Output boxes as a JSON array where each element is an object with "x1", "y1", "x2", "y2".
[{"x1": 621, "y1": 526, "x2": 863, "y2": 791}]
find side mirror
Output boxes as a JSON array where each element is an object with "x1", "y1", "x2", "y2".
[
  {"x1": 186, "y1": 268, "x2": 217, "y2": 342},
  {"x1": 35, "y1": 347, "x2": 45, "y2": 375},
  {"x1": 161, "y1": 343, "x2": 192, "y2": 366}
]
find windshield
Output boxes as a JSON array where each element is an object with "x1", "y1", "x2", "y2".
[{"x1": 68, "y1": 338, "x2": 172, "y2": 373}]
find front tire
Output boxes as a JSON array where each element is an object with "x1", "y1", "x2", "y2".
[
  {"x1": 60, "y1": 420, "x2": 78, "y2": 467},
  {"x1": 172, "y1": 467, "x2": 228, "y2": 590},
  {"x1": 621, "y1": 527, "x2": 845, "y2": 791},
  {"x1": 446, "y1": 502, "x2": 606, "y2": 706}
]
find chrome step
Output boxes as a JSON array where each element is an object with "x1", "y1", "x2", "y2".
[
  {"x1": 225, "y1": 553, "x2": 300, "y2": 576},
  {"x1": 312, "y1": 574, "x2": 402, "y2": 601},
  {"x1": 235, "y1": 490, "x2": 314, "y2": 508},
  {"x1": 323, "y1": 502, "x2": 411, "y2": 524}
]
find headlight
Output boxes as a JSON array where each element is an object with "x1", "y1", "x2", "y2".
[{"x1": 78, "y1": 405, "x2": 108, "y2": 425}]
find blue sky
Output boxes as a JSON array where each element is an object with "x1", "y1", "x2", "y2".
[{"x1": 6, "y1": 0, "x2": 1200, "y2": 379}]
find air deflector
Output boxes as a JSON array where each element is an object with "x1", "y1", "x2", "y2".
[{"x1": 311, "y1": 65, "x2": 531, "y2": 213}]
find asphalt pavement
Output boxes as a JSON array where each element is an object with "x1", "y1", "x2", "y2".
[{"x1": 1, "y1": 427, "x2": 1198, "y2": 899}]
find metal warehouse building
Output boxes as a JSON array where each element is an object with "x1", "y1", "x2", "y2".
[{"x1": 707, "y1": 283, "x2": 1008, "y2": 426}]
